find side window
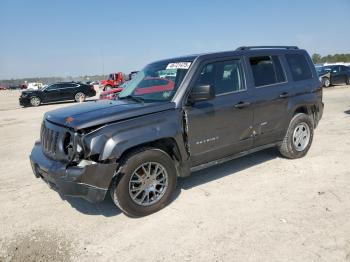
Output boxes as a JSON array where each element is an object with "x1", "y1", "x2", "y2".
[
  {"x1": 286, "y1": 54, "x2": 313, "y2": 81},
  {"x1": 70, "y1": 83, "x2": 79, "y2": 88},
  {"x1": 56, "y1": 84, "x2": 66, "y2": 89},
  {"x1": 340, "y1": 66, "x2": 348, "y2": 72},
  {"x1": 249, "y1": 56, "x2": 285, "y2": 87},
  {"x1": 330, "y1": 66, "x2": 339, "y2": 73},
  {"x1": 195, "y1": 59, "x2": 245, "y2": 95},
  {"x1": 46, "y1": 84, "x2": 57, "y2": 90}
]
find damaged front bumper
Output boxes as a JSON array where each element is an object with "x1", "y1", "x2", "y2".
[{"x1": 30, "y1": 141, "x2": 117, "y2": 203}]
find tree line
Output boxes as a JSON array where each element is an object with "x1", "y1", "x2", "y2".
[{"x1": 312, "y1": 53, "x2": 350, "y2": 64}]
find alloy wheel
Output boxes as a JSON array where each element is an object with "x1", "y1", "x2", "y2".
[
  {"x1": 30, "y1": 97, "x2": 40, "y2": 106},
  {"x1": 128, "y1": 162, "x2": 169, "y2": 206},
  {"x1": 75, "y1": 92, "x2": 85, "y2": 102}
]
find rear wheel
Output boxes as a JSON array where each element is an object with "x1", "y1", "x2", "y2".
[
  {"x1": 74, "y1": 92, "x2": 86, "y2": 102},
  {"x1": 279, "y1": 113, "x2": 314, "y2": 159},
  {"x1": 30, "y1": 96, "x2": 41, "y2": 107},
  {"x1": 110, "y1": 148, "x2": 177, "y2": 217},
  {"x1": 346, "y1": 76, "x2": 350, "y2": 85}
]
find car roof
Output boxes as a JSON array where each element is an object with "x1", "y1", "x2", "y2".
[
  {"x1": 153, "y1": 46, "x2": 307, "y2": 65},
  {"x1": 52, "y1": 82, "x2": 80, "y2": 84}
]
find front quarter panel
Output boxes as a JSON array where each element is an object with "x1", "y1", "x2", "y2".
[{"x1": 83, "y1": 109, "x2": 186, "y2": 162}]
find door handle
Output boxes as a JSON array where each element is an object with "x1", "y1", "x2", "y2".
[
  {"x1": 234, "y1": 101, "x2": 250, "y2": 108},
  {"x1": 279, "y1": 92, "x2": 289, "y2": 98}
]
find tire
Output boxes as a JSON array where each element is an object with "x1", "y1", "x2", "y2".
[
  {"x1": 104, "y1": 85, "x2": 112, "y2": 91},
  {"x1": 110, "y1": 148, "x2": 177, "y2": 217},
  {"x1": 323, "y1": 77, "x2": 331, "y2": 87},
  {"x1": 30, "y1": 96, "x2": 41, "y2": 107},
  {"x1": 346, "y1": 76, "x2": 350, "y2": 86},
  {"x1": 74, "y1": 92, "x2": 86, "y2": 102},
  {"x1": 278, "y1": 113, "x2": 314, "y2": 159}
]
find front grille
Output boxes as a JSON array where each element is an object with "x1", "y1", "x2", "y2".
[{"x1": 40, "y1": 122, "x2": 59, "y2": 157}]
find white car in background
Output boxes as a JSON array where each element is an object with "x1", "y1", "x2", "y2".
[{"x1": 27, "y1": 82, "x2": 44, "y2": 90}]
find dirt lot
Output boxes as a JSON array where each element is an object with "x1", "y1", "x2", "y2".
[{"x1": 0, "y1": 87, "x2": 349, "y2": 262}]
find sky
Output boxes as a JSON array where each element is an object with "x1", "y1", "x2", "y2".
[{"x1": 0, "y1": 0, "x2": 349, "y2": 79}]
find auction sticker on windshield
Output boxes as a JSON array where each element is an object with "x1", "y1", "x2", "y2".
[{"x1": 166, "y1": 62, "x2": 191, "y2": 70}]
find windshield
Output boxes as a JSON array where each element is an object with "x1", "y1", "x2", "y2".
[
  {"x1": 316, "y1": 66, "x2": 332, "y2": 75},
  {"x1": 118, "y1": 59, "x2": 193, "y2": 102},
  {"x1": 41, "y1": 84, "x2": 53, "y2": 91}
]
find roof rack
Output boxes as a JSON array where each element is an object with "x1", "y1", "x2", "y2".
[{"x1": 236, "y1": 46, "x2": 299, "y2": 51}]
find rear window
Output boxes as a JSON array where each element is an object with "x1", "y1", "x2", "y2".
[
  {"x1": 286, "y1": 54, "x2": 313, "y2": 81},
  {"x1": 250, "y1": 56, "x2": 285, "y2": 87}
]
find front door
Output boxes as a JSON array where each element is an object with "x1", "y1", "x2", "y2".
[
  {"x1": 185, "y1": 58, "x2": 254, "y2": 167},
  {"x1": 43, "y1": 84, "x2": 60, "y2": 102},
  {"x1": 330, "y1": 65, "x2": 343, "y2": 84}
]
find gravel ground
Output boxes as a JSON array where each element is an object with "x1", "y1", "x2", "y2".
[{"x1": 0, "y1": 87, "x2": 350, "y2": 262}]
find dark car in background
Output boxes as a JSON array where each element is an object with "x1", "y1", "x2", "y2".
[
  {"x1": 19, "y1": 82, "x2": 96, "y2": 107},
  {"x1": 316, "y1": 65, "x2": 350, "y2": 87}
]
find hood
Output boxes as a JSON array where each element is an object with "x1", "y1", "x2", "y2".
[
  {"x1": 21, "y1": 89, "x2": 41, "y2": 95},
  {"x1": 44, "y1": 99, "x2": 175, "y2": 130}
]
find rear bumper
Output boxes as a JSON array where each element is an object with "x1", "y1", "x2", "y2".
[{"x1": 30, "y1": 141, "x2": 117, "y2": 203}]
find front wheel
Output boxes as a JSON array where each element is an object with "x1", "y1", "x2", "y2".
[
  {"x1": 323, "y1": 77, "x2": 331, "y2": 87},
  {"x1": 111, "y1": 148, "x2": 177, "y2": 217},
  {"x1": 279, "y1": 113, "x2": 314, "y2": 159},
  {"x1": 346, "y1": 76, "x2": 350, "y2": 86},
  {"x1": 30, "y1": 96, "x2": 41, "y2": 107}
]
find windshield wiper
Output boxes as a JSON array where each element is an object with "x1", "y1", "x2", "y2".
[{"x1": 119, "y1": 95, "x2": 145, "y2": 104}]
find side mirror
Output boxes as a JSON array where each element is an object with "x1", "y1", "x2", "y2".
[{"x1": 188, "y1": 84, "x2": 215, "y2": 104}]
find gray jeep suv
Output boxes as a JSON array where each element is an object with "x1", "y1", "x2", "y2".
[{"x1": 30, "y1": 46, "x2": 324, "y2": 217}]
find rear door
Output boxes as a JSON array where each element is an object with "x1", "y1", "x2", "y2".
[
  {"x1": 185, "y1": 57, "x2": 254, "y2": 166},
  {"x1": 246, "y1": 54, "x2": 291, "y2": 147},
  {"x1": 340, "y1": 65, "x2": 350, "y2": 84},
  {"x1": 58, "y1": 83, "x2": 78, "y2": 100}
]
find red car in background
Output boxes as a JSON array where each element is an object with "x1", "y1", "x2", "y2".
[
  {"x1": 134, "y1": 77, "x2": 174, "y2": 95},
  {"x1": 100, "y1": 72, "x2": 125, "y2": 91},
  {"x1": 99, "y1": 81, "x2": 129, "y2": 100},
  {"x1": 99, "y1": 78, "x2": 175, "y2": 100},
  {"x1": 99, "y1": 87, "x2": 123, "y2": 100}
]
